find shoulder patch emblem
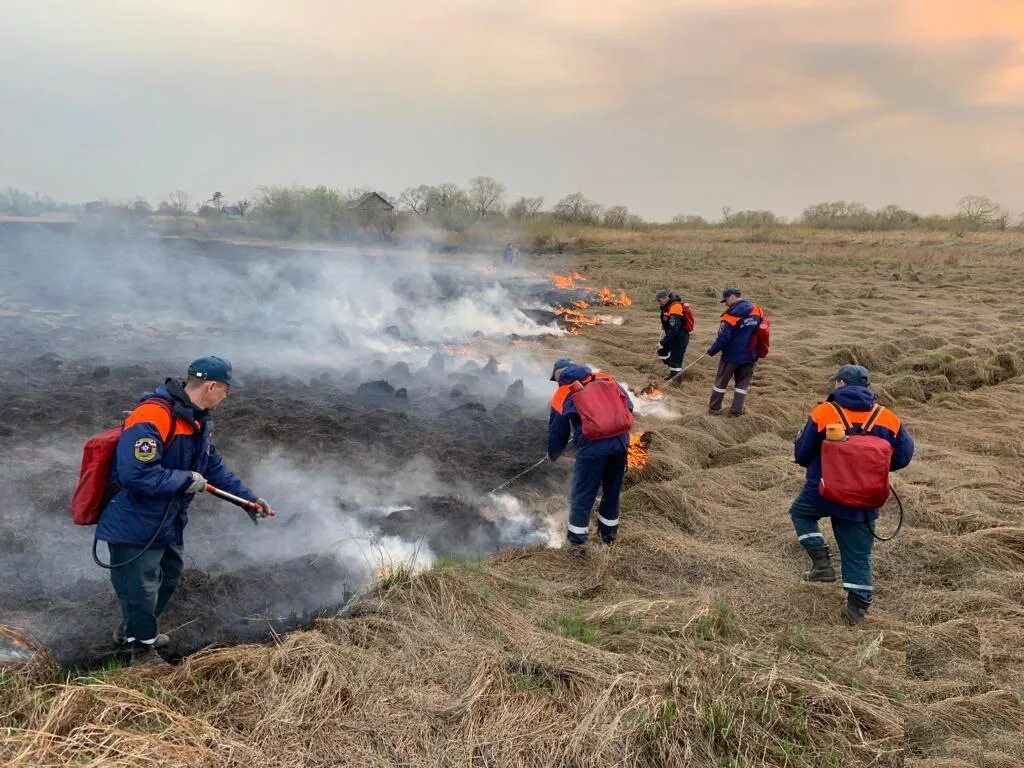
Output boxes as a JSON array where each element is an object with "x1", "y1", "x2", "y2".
[{"x1": 134, "y1": 437, "x2": 158, "y2": 462}]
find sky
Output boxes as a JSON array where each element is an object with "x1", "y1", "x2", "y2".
[{"x1": 2, "y1": 0, "x2": 1023, "y2": 221}]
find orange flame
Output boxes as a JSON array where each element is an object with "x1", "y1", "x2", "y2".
[
  {"x1": 547, "y1": 272, "x2": 586, "y2": 289},
  {"x1": 555, "y1": 307, "x2": 604, "y2": 333},
  {"x1": 639, "y1": 384, "x2": 664, "y2": 401},
  {"x1": 441, "y1": 344, "x2": 472, "y2": 356},
  {"x1": 571, "y1": 300, "x2": 590, "y2": 309},
  {"x1": 627, "y1": 431, "x2": 652, "y2": 470},
  {"x1": 598, "y1": 287, "x2": 633, "y2": 307}
]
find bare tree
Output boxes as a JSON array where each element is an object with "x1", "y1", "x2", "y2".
[
  {"x1": 166, "y1": 190, "x2": 191, "y2": 221},
  {"x1": 468, "y1": 176, "x2": 506, "y2": 218},
  {"x1": 209, "y1": 191, "x2": 224, "y2": 209},
  {"x1": 430, "y1": 183, "x2": 469, "y2": 212},
  {"x1": 398, "y1": 185, "x2": 435, "y2": 215},
  {"x1": 508, "y1": 196, "x2": 543, "y2": 220},
  {"x1": 957, "y1": 195, "x2": 1007, "y2": 230},
  {"x1": 671, "y1": 214, "x2": 707, "y2": 226},
  {"x1": 236, "y1": 199, "x2": 250, "y2": 216},
  {"x1": 131, "y1": 197, "x2": 152, "y2": 217},
  {"x1": 603, "y1": 205, "x2": 629, "y2": 228},
  {"x1": 553, "y1": 193, "x2": 603, "y2": 224}
]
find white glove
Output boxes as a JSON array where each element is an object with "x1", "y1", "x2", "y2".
[{"x1": 185, "y1": 472, "x2": 207, "y2": 495}]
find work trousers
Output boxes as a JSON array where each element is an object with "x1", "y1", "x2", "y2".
[
  {"x1": 567, "y1": 451, "x2": 627, "y2": 545},
  {"x1": 660, "y1": 332, "x2": 690, "y2": 374},
  {"x1": 708, "y1": 360, "x2": 755, "y2": 415},
  {"x1": 789, "y1": 490, "x2": 874, "y2": 603},
  {"x1": 108, "y1": 543, "x2": 185, "y2": 643}
]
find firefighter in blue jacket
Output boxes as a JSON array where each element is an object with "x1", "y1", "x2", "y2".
[
  {"x1": 707, "y1": 288, "x2": 766, "y2": 416},
  {"x1": 790, "y1": 365, "x2": 914, "y2": 625},
  {"x1": 655, "y1": 289, "x2": 696, "y2": 381},
  {"x1": 547, "y1": 358, "x2": 633, "y2": 554},
  {"x1": 96, "y1": 356, "x2": 271, "y2": 666}
]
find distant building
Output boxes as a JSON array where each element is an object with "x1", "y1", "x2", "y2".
[{"x1": 348, "y1": 192, "x2": 396, "y2": 237}]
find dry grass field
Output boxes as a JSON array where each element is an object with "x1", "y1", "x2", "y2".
[{"x1": 3, "y1": 227, "x2": 1023, "y2": 767}]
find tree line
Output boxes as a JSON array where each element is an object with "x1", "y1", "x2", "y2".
[{"x1": 2, "y1": 182, "x2": 1019, "y2": 235}]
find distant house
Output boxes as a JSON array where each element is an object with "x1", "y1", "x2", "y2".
[
  {"x1": 348, "y1": 192, "x2": 396, "y2": 237},
  {"x1": 221, "y1": 205, "x2": 243, "y2": 219},
  {"x1": 349, "y1": 192, "x2": 394, "y2": 213}
]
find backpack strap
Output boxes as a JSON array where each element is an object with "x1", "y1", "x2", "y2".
[
  {"x1": 862, "y1": 405, "x2": 884, "y2": 433},
  {"x1": 829, "y1": 401, "x2": 852, "y2": 433},
  {"x1": 132, "y1": 398, "x2": 179, "y2": 448}
]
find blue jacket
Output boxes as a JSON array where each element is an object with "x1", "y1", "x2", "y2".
[
  {"x1": 794, "y1": 385, "x2": 914, "y2": 521},
  {"x1": 548, "y1": 365, "x2": 632, "y2": 460},
  {"x1": 96, "y1": 380, "x2": 254, "y2": 547},
  {"x1": 707, "y1": 299, "x2": 764, "y2": 365}
]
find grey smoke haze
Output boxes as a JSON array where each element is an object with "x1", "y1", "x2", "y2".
[{"x1": 0, "y1": 229, "x2": 573, "y2": 659}]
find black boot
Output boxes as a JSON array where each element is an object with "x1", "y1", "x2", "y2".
[
  {"x1": 841, "y1": 593, "x2": 870, "y2": 626},
  {"x1": 803, "y1": 547, "x2": 836, "y2": 582},
  {"x1": 129, "y1": 642, "x2": 170, "y2": 668},
  {"x1": 114, "y1": 624, "x2": 169, "y2": 648}
]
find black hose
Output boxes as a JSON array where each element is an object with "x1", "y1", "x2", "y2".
[
  {"x1": 869, "y1": 486, "x2": 904, "y2": 542},
  {"x1": 92, "y1": 495, "x2": 176, "y2": 569}
]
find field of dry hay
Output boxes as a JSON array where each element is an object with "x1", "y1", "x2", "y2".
[{"x1": 3, "y1": 228, "x2": 1023, "y2": 767}]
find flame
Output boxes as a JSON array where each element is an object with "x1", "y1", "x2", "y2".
[
  {"x1": 441, "y1": 344, "x2": 472, "y2": 356},
  {"x1": 478, "y1": 265, "x2": 496, "y2": 274},
  {"x1": 571, "y1": 300, "x2": 590, "y2": 309},
  {"x1": 627, "y1": 432, "x2": 651, "y2": 470},
  {"x1": 598, "y1": 287, "x2": 633, "y2": 307},
  {"x1": 547, "y1": 271, "x2": 586, "y2": 289},
  {"x1": 481, "y1": 505, "x2": 496, "y2": 522},
  {"x1": 639, "y1": 384, "x2": 664, "y2": 401},
  {"x1": 555, "y1": 307, "x2": 604, "y2": 333}
]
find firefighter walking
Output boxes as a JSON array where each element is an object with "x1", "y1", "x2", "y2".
[
  {"x1": 707, "y1": 288, "x2": 767, "y2": 416},
  {"x1": 789, "y1": 365, "x2": 914, "y2": 624},
  {"x1": 547, "y1": 358, "x2": 634, "y2": 554}
]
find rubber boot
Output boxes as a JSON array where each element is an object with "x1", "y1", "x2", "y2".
[
  {"x1": 803, "y1": 547, "x2": 836, "y2": 583},
  {"x1": 842, "y1": 593, "x2": 870, "y2": 626},
  {"x1": 114, "y1": 624, "x2": 169, "y2": 648},
  {"x1": 129, "y1": 642, "x2": 171, "y2": 668}
]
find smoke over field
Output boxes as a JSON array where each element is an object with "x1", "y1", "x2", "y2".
[{"x1": 0, "y1": 225, "x2": 639, "y2": 663}]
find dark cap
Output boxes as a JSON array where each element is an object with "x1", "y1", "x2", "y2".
[
  {"x1": 550, "y1": 357, "x2": 573, "y2": 381},
  {"x1": 654, "y1": 289, "x2": 669, "y2": 300},
  {"x1": 188, "y1": 356, "x2": 239, "y2": 386},
  {"x1": 720, "y1": 287, "x2": 741, "y2": 303},
  {"x1": 830, "y1": 364, "x2": 870, "y2": 387}
]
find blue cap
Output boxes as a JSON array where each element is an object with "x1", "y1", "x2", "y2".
[
  {"x1": 720, "y1": 287, "x2": 741, "y2": 303},
  {"x1": 188, "y1": 356, "x2": 239, "y2": 386},
  {"x1": 830, "y1": 364, "x2": 870, "y2": 387},
  {"x1": 550, "y1": 357, "x2": 573, "y2": 381}
]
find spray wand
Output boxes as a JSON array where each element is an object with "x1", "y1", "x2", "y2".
[
  {"x1": 488, "y1": 457, "x2": 547, "y2": 494},
  {"x1": 667, "y1": 351, "x2": 709, "y2": 387},
  {"x1": 205, "y1": 483, "x2": 275, "y2": 525}
]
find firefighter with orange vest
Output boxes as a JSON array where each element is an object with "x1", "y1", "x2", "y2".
[
  {"x1": 706, "y1": 288, "x2": 765, "y2": 416},
  {"x1": 95, "y1": 357, "x2": 271, "y2": 666},
  {"x1": 655, "y1": 289, "x2": 695, "y2": 380},
  {"x1": 547, "y1": 358, "x2": 634, "y2": 554},
  {"x1": 791, "y1": 365, "x2": 914, "y2": 624}
]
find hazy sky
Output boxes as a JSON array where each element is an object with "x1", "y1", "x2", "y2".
[{"x1": 2, "y1": 0, "x2": 1022, "y2": 220}]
